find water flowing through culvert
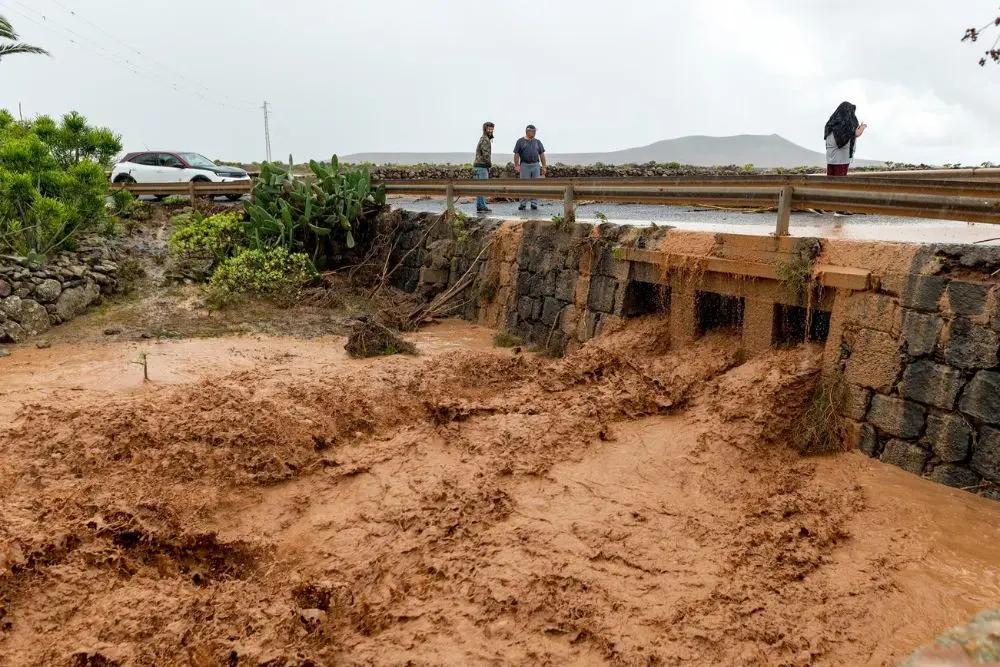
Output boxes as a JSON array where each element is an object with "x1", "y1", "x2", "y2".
[{"x1": 2, "y1": 317, "x2": 1000, "y2": 665}]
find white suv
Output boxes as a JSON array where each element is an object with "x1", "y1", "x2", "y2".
[{"x1": 110, "y1": 151, "x2": 250, "y2": 199}]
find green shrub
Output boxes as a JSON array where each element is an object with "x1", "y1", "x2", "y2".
[
  {"x1": 207, "y1": 246, "x2": 315, "y2": 308},
  {"x1": 111, "y1": 188, "x2": 136, "y2": 217},
  {"x1": 0, "y1": 109, "x2": 121, "y2": 256},
  {"x1": 117, "y1": 258, "x2": 146, "y2": 295},
  {"x1": 169, "y1": 211, "x2": 243, "y2": 264},
  {"x1": 493, "y1": 332, "x2": 523, "y2": 348},
  {"x1": 101, "y1": 216, "x2": 121, "y2": 238}
]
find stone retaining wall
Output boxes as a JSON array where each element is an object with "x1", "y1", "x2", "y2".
[
  {"x1": 838, "y1": 244, "x2": 1000, "y2": 497},
  {"x1": 390, "y1": 212, "x2": 641, "y2": 354},
  {"x1": 506, "y1": 220, "x2": 627, "y2": 353},
  {"x1": 0, "y1": 240, "x2": 119, "y2": 345}
]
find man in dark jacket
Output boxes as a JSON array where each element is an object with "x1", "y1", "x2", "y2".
[{"x1": 474, "y1": 121, "x2": 494, "y2": 213}]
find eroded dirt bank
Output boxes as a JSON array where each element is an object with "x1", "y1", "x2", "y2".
[{"x1": 2, "y1": 319, "x2": 1000, "y2": 666}]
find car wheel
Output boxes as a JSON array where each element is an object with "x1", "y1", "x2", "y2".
[
  {"x1": 225, "y1": 194, "x2": 244, "y2": 202},
  {"x1": 114, "y1": 174, "x2": 136, "y2": 184},
  {"x1": 190, "y1": 177, "x2": 213, "y2": 200}
]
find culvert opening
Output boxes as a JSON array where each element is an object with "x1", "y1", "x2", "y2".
[
  {"x1": 621, "y1": 281, "x2": 671, "y2": 317},
  {"x1": 773, "y1": 304, "x2": 831, "y2": 346},
  {"x1": 697, "y1": 292, "x2": 744, "y2": 334}
]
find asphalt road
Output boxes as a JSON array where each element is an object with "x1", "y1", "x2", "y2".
[{"x1": 391, "y1": 196, "x2": 1000, "y2": 245}]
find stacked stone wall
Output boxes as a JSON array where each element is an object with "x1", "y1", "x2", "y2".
[
  {"x1": 839, "y1": 244, "x2": 1000, "y2": 497},
  {"x1": 0, "y1": 239, "x2": 119, "y2": 346}
]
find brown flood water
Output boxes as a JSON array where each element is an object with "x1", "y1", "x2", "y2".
[{"x1": 1, "y1": 318, "x2": 999, "y2": 665}]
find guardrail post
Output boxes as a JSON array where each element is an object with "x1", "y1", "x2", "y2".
[
  {"x1": 775, "y1": 185, "x2": 793, "y2": 236},
  {"x1": 189, "y1": 180, "x2": 198, "y2": 213},
  {"x1": 445, "y1": 183, "x2": 455, "y2": 217},
  {"x1": 563, "y1": 185, "x2": 575, "y2": 222}
]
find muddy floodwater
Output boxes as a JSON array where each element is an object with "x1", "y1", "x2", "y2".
[{"x1": 2, "y1": 318, "x2": 1000, "y2": 665}]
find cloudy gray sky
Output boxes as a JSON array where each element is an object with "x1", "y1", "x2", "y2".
[{"x1": 1, "y1": 0, "x2": 998, "y2": 165}]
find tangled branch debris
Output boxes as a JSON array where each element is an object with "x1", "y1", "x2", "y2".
[{"x1": 344, "y1": 319, "x2": 416, "y2": 358}]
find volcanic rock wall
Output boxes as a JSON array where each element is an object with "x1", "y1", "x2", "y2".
[
  {"x1": 836, "y1": 243, "x2": 1000, "y2": 497},
  {"x1": 0, "y1": 240, "x2": 119, "y2": 345},
  {"x1": 391, "y1": 212, "x2": 643, "y2": 354}
]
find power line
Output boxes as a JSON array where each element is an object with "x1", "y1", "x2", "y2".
[
  {"x1": 40, "y1": 0, "x2": 258, "y2": 110},
  {"x1": 0, "y1": 0, "x2": 256, "y2": 113}
]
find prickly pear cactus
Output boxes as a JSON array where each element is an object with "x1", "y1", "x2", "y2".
[{"x1": 247, "y1": 154, "x2": 386, "y2": 258}]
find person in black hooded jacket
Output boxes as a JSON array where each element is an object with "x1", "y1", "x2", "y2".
[{"x1": 824, "y1": 102, "x2": 867, "y2": 176}]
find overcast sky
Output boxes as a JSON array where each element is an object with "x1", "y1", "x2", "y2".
[{"x1": 1, "y1": 0, "x2": 998, "y2": 165}]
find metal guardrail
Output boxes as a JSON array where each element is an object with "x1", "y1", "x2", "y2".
[
  {"x1": 377, "y1": 174, "x2": 1000, "y2": 235},
  {"x1": 852, "y1": 167, "x2": 1000, "y2": 179},
  {"x1": 109, "y1": 180, "x2": 253, "y2": 198},
  {"x1": 105, "y1": 170, "x2": 1000, "y2": 236}
]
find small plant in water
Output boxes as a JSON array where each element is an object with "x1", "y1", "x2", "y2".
[
  {"x1": 595, "y1": 212, "x2": 608, "y2": 223},
  {"x1": 133, "y1": 351, "x2": 149, "y2": 382},
  {"x1": 493, "y1": 331, "x2": 523, "y2": 348},
  {"x1": 796, "y1": 370, "x2": 847, "y2": 454}
]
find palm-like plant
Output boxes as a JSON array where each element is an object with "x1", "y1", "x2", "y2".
[{"x1": 0, "y1": 15, "x2": 49, "y2": 61}]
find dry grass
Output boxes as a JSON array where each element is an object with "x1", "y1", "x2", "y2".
[
  {"x1": 493, "y1": 331, "x2": 523, "y2": 348},
  {"x1": 795, "y1": 370, "x2": 848, "y2": 455}
]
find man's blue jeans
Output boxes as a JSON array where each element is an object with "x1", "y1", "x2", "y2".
[
  {"x1": 519, "y1": 162, "x2": 541, "y2": 208},
  {"x1": 473, "y1": 167, "x2": 489, "y2": 210}
]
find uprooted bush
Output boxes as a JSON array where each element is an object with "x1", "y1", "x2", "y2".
[
  {"x1": 345, "y1": 319, "x2": 416, "y2": 358},
  {"x1": 206, "y1": 246, "x2": 315, "y2": 309},
  {"x1": 795, "y1": 370, "x2": 848, "y2": 454}
]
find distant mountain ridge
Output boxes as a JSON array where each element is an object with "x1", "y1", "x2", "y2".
[{"x1": 340, "y1": 134, "x2": 883, "y2": 169}]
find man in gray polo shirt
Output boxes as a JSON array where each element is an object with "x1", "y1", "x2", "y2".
[{"x1": 513, "y1": 124, "x2": 546, "y2": 210}]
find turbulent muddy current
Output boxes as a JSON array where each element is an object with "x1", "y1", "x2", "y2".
[{"x1": 1, "y1": 319, "x2": 999, "y2": 666}]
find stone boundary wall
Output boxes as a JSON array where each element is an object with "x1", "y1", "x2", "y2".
[
  {"x1": 837, "y1": 244, "x2": 1000, "y2": 498},
  {"x1": 0, "y1": 240, "x2": 119, "y2": 345}
]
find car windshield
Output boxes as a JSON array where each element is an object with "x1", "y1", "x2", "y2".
[{"x1": 178, "y1": 153, "x2": 218, "y2": 168}]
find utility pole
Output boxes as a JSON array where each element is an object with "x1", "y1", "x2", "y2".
[{"x1": 262, "y1": 100, "x2": 272, "y2": 163}]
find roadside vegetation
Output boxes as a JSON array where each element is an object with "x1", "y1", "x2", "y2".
[
  {"x1": 0, "y1": 109, "x2": 121, "y2": 258},
  {"x1": 166, "y1": 155, "x2": 388, "y2": 309}
]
